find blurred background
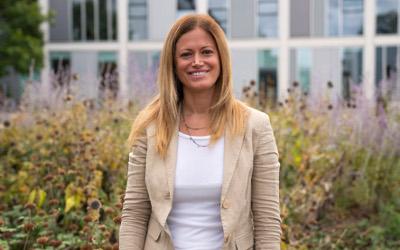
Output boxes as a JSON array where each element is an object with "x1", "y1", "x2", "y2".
[
  {"x1": 1, "y1": 0, "x2": 400, "y2": 107},
  {"x1": 0, "y1": 1, "x2": 400, "y2": 249}
]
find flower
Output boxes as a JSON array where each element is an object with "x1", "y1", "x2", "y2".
[
  {"x1": 113, "y1": 215, "x2": 121, "y2": 224},
  {"x1": 24, "y1": 202, "x2": 36, "y2": 210},
  {"x1": 49, "y1": 199, "x2": 60, "y2": 206},
  {"x1": 88, "y1": 199, "x2": 102, "y2": 210},
  {"x1": 24, "y1": 223, "x2": 35, "y2": 231},
  {"x1": 83, "y1": 215, "x2": 93, "y2": 223},
  {"x1": 49, "y1": 240, "x2": 62, "y2": 247},
  {"x1": 3, "y1": 120, "x2": 10, "y2": 127},
  {"x1": 36, "y1": 236, "x2": 49, "y2": 245}
]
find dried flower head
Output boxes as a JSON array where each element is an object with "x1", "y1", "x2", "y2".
[
  {"x1": 49, "y1": 239, "x2": 62, "y2": 247},
  {"x1": 24, "y1": 222, "x2": 35, "y2": 232},
  {"x1": 327, "y1": 81, "x2": 334, "y2": 88},
  {"x1": 88, "y1": 199, "x2": 102, "y2": 210},
  {"x1": 24, "y1": 202, "x2": 36, "y2": 210},
  {"x1": 80, "y1": 244, "x2": 93, "y2": 250},
  {"x1": 83, "y1": 215, "x2": 93, "y2": 223},
  {"x1": 3, "y1": 120, "x2": 10, "y2": 127},
  {"x1": 44, "y1": 174, "x2": 54, "y2": 181},
  {"x1": 49, "y1": 199, "x2": 60, "y2": 206},
  {"x1": 328, "y1": 104, "x2": 333, "y2": 110},
  {"x1": 292, "y1": 81, "x2": 299, "y2": 88},
  {"x1": 36, "y1": 236, "x2": 49, "y2": 245},
  {"x1": 113, "y1": 215, "x2": 122, "y2": 224},
  {"x1": 37, "y1": 210, "x2": 46, "y2": 216},
  {"x1": 104, "y1": 207, "x2": 114, "y2": 214}
]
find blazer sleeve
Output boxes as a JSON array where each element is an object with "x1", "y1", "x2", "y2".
[
  {"x1": 252, "y1": 113, "x2": 282, "y2": 250},
  {"x1": 119, "y1": 134, "x2": 151, "y2": 250}
]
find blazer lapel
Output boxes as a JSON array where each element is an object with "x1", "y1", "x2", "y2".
[
  {"x1": 221, "y1": 128, "x2": 246, "y2": 202},
  {"x1": 165, "y1": 123, "x2": 179, "y2": 201}
]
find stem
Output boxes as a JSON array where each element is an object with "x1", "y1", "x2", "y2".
[{"x1": 23, "y1": 210, "x2": 31, "y2": 250}]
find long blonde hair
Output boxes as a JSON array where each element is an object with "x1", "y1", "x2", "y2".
[{"x1": 128, "y1": 14, "x2": 247, "y2": 157}]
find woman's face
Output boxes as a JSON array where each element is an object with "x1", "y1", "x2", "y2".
[{"x1": 175, "y1": 27, "x2": 221, "y2": 94}]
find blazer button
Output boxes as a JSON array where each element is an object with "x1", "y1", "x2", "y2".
[
  {"x1": 224, "y1": 234, "x2": 230, "y2": 243},
  {"x1": 222, "y1": 200, "x2": 229, "y2": 209}
]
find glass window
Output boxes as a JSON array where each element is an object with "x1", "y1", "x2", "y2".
[
  {"x1": 376, "y1": 0, "x2": 399, "y2": 34},
  {"x1": 290, "y1": 47, "x2": 363, "y2": 100},
  {"x1": 111, "y1": 0, "x2": 118, "y2": 40},
  {"x1": 376, "y1": 46, "x2": 400, "y2": 101},
  {"x1": 72, "y1": 0, "x2": 82, "y2": 40},
  {"x1": 258, "y1": 49, "x2": 278, "y2": 105},
  {"x1": 290, "y1": 48, "x2": 312, "y2": 92},
  {"x1": 342, "y1": 47, "x2": 363, "y2": 100},
  {"x1": 290, "y1": 0, "x2": 364, "y2": 37},
  {"x1": 71, "y1": 0, "x2": 117, "y2": 41},
  {"x1": 129, "y1": 0, "x2": 148, "y2": 40},
  {"x1": 258, "y1": 0, "x2": 278, "y2": 37},
  {"x1": 49, "y1": 52, "x2": 72, "y2": 89},
  {"x1": 208, "y1": 0, "x2": 228, "y2": 33},
  {"x1": 177, "y1": 0, "x2": 196, "y2": 18},
  {"x1": 50, "y1": 52, "x2": 71, "y2": 74},
  {"x1": 98, "y1": 52, "x2": 118, "y2": 99},
  {"x1": 99, "y1": 0, "x2": 108, "y2": 40},
  {"x1": 86, "y1": 0, "x2": 95, "y2": 40}
]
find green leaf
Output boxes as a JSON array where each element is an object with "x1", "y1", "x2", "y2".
[{"x1": 28, "y1": 189, "x2": 36, "y2": 203}]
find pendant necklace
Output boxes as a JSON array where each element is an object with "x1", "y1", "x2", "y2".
[{"x1": 181, "y1": 112, "x2": 210, "y2": 148}]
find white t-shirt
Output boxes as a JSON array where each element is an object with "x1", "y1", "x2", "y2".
[{"x1": 167, "y1": 132, "x2": 225, "y2": 250}]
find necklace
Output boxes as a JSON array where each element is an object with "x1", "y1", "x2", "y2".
[{"x1": 181, "y1": 111, "x2": 210, "y2": 148}]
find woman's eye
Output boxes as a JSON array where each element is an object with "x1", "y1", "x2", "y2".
[
  {"x1": 202, "y1": 50, "x2": 213, "y2": 55},
  {"x1": 180, "y1": 52, "x2": 191, "y2": 58}
]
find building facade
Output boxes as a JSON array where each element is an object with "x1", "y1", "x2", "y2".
[{"x1": 39, "y1": 0, "x2": 400, "y2": 103}]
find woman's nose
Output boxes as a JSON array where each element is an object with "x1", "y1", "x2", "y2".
[{"x1": 192, "y1": 53, "x2": 204, "y2": 66}]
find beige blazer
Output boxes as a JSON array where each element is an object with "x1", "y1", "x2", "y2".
[{"x1": 119, "y1": 106, "x2": 281, "y2": 250}]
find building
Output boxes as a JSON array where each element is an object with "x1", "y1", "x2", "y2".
[{"x1": 38, "y1": 0, "x2": 400, "y2": 104}]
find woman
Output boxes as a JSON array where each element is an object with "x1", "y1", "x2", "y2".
[{"x1": 119, "y1": 14, "x2": 281, "y2": 250}]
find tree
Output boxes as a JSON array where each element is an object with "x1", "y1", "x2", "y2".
[{"x1": 0, "y1": 0, "x2": 48, "y2": 78}]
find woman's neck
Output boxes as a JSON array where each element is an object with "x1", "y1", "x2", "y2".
[{"x1": 182, "y1": 89, "x2": 214, "y2": 115}]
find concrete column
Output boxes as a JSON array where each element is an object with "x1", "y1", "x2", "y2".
[
  {"x1": 196, "y1": 0, "x2": 208, "y2": 14},
  {"x1": 363, "y1": 0, "x2": 375, "y2": 100},
  {"x1": 118, "y1": 0, "x2": 129, "y2": 102},
  {"x1": 39, "y1": 0, "x2": 50, "y2": 98},
  {"x1": 278, "y1": 0, "x2": 289, "y2": 102}
]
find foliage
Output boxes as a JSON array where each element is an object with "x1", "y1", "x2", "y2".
[
  {"x1": 0, "y1": 97, "x2": 136, "y2": 249},
  {"x1": 0, "y1": 81, "x2": 399, "y2": 249},
  {"x1": 0, "y1": 0, "x2": 48, "y2": 77},
  {"x1": 260, "y1": 82, "x2": 400, "y2": 250}
]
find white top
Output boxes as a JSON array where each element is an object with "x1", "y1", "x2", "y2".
[{"x1": 166, "y1": 132, "x2": 225, "y2": 250}]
